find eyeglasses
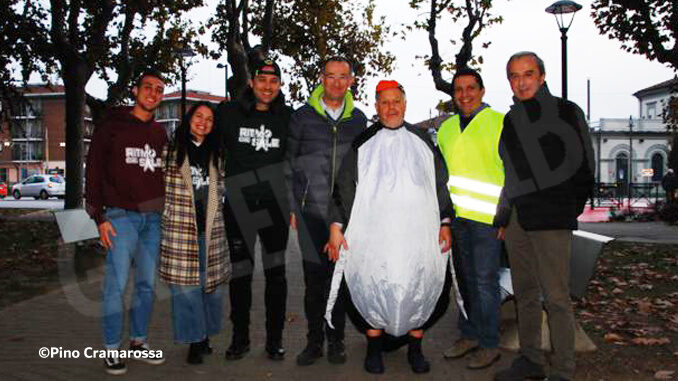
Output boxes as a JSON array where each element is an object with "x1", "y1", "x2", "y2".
[{"x1": 324, "y1": 75, "x2": 352, "y2": 81}]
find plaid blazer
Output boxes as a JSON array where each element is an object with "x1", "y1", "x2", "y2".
[{"x1": 158, "y1": 149, "x2": 231, "y2": 293}]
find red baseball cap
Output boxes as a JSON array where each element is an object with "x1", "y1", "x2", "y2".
[{"x1": 375, "y1": 80, "x2": 405, "y2": 95}]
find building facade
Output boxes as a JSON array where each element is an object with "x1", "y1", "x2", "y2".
[
  {"x1": 592, "y1": 78, "x2": 676, "y2": 186},
  {"x1": 0, "y1": 85, "x2": 93, "y2": 184},
  {"x1": 0, "y1": 85, "x2": 226, "y2": 185},
  {"x1": 155, "y1": 90, "x2": 227, "y2": 137}
]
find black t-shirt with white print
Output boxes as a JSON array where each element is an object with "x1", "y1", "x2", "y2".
[
  {"x1": 218, "y1": 102, "x2": 292, "y2": 178},
  {"x1": 187, "y1": 140, "x2": 210, "y2": 234}
]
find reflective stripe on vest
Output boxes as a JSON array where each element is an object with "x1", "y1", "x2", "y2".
[
  {"x1": 450, "y1": 194, "x2": 498, "y2": 216},
  {"x1": 448, "y1": 175, "x2": 502, "y2": 197}
]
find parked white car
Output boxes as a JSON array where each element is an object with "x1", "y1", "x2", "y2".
[{"x1": 11, "y1": 174, "x2": 66, "y2": 200}]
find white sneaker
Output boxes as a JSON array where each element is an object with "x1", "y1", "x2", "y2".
[
  {"x1": 129, "y1": 342, "x2": 165, "y2": 365},
  {"x1": 103, "y1": 353, "x2": 127, "y2": 375}
]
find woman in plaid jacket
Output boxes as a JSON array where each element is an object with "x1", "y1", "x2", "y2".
[{"x1": 158, "y1": 102, "x2": 231, "y2": 364}]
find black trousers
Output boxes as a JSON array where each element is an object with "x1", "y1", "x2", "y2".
[
  {"x1": 225, "y1": 188, "x2": 288, "y2": 344},
  {"x1": 297, "y1": 209, "x2": 346, "y2": 346}
]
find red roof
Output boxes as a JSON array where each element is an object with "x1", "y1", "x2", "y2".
[{"x1": 163, "y1": 90, "x2": 227, "y2": 103}]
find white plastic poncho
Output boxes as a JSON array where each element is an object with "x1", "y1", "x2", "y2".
[{"x1": 325, "y1": 127, "x2": 448, "y2": 337}]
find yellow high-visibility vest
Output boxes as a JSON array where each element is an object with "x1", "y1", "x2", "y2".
[{"x1": 437, "y1": 107, "x2": 505, "y2": 225}]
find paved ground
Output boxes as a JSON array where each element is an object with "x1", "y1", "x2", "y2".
[
  {"x1": 2, "y1": 210, "x2": 675, "y2": 380},
  {"x1": 0, "y1": 197, "x2": 64, "y2": 209},
  {"x1": 0, "y1": 231, "x2": 512, "y2": 381},
  {"x1": 579, "y1": 221, "x2": 678, "y2": 244}
]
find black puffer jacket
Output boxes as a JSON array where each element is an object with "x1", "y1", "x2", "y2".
[
  {"x1": 495, "y1": 84, "x2": 594, "y2": 231},
  {"x1": 286, "y1": 84, "x2": 367, "y2": 218}
]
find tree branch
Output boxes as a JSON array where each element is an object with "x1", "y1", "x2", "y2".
[
  {"x1": 427, "y1": 0, "x2": 452, "y2": 96},
  {"x1": 49, "y1": 0, "x2": 67, "y2": 56},
  {"x1": 87, "y1": 0, "x2": 115, "y2": 65},
  {"x1": 455, "y1": 0, "x2": 478, "y2": 68},
  {"x1": 261, "y1": 0, "x2": 274, "y2": 53},
  {"x1": 238, "y1": 0, "x2": 251, "y2": 50},
  {"x1": 106, "y1": 4, "x2": 137, "y2": 106},
  {"x1": 67, "y1": 0, "x2": 81, "y2": 47}
]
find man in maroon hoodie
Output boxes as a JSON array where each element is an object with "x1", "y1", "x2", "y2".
[{"x1": 86, "y1": 72, "x2": 168, "y2": 375}]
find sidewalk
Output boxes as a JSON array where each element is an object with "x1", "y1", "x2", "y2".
[
  {"x1": 0, "y1": 232, "x2": 508, "y2": 381},
  {"x1": 579, "y1": 221, "x2": 678, "y2": 244}
]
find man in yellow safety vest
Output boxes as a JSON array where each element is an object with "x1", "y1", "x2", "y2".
[{"x1": 437, "y1": 68, "x2": 504, "y2": 370}]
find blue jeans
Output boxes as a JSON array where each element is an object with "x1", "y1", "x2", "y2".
[
  {"x1": 102, "y1": 208, "x2": 161, "y2": 349},
  {"x1": 452, "y1": 217, "x2": 501, "y2": 348},
  {"x1": 169, "y1": 235, "x2": 224, "y2": 343}
]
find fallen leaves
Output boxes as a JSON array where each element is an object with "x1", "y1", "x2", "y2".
[
  {"x1": 604, "y1": 332, "x2": 624, "y2": 343},
  {"x1": 575, "y1": 241, "x2": 678, "y2": 374},
  {"x1": 655, "y1": 370, "x2": 675, "y2": 380},
  {"x1": 630, "y1": 337, "x2": 671, "y2": 346}
]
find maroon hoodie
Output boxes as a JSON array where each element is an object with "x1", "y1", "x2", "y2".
[{"x1": 85, "y1": 107, "x2": 167, "y2": 224}]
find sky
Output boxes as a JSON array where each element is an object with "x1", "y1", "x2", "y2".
[{"x1": 81, "y1": 0, "x2": 676, "y2": 124}]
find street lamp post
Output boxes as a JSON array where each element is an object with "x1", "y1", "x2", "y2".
[
  {"x1": 546, "y1": 1, "x2": 582, "y2": 101},
  {"x1": 217, "y1": 63, "x2": 229, "y2": 99},
  {"x1": 628, "y1": 115, "x2": 633, "y2": 207},
  {"x1": 178, "y1": 47, "x2": 196, "y2": 119}
]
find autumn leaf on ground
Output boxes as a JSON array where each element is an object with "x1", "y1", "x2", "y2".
[
  {"x1": 631, "y1": 337, "x2": 671, "y2": 346},
  {"x1": 633, "y1": 299, "x2": 653, "y2": 314},
  {"x1": 654, "y1": 370, "x2": 675, "y2": 380},
  {"x1": 604, "y1": 333, "x2": 624, "y2": 343},
  {"x1": 655, "y1": 299, "x2": 675, "y2": 309},
  {"x1": 580, "y1": 310, "x2": 595, "y2": 318}
]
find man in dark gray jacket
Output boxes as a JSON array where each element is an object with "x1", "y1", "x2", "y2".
[
  {"x1": 494, "y1": 52, "x2": 594, "y2": 381},
  {"x1": 286, "y1": 56, "x2": 367, "y2": 366}
]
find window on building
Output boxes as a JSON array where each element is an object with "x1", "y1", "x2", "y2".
[
  {"x1": 616, "y1": 152, "x2": 629, "y2": 181},
  {"x1": 646, "y1": 102, "x2": 657, "y2": 119},
  {"x1": 12, "y1": 141, "x2": 44, "y2": 161},
  {"x1": 651, "y1": 153, "x2": 664, "y2": 181},
  {"x1": 9, "y1": 98, "x2": 41, "y2": 117},
  {"x1": 11, "y1": 119, "x2": 43, "y2": 138},
  {"x1": 0, "y1": 168, "x2": 7, "y2": 183}
]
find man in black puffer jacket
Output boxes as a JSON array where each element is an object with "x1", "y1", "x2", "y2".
[
  {"x1": 216, "y1": 58, "x2": 292, "y2": 362},
  {"x1": 494, "y1": 52, "x2": 594, "y2": 381},
  {"x1": 286, "y1": 56, "x2": 367, "y2": 366}
]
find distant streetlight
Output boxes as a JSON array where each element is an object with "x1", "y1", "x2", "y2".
[
  {"x1": 216, "y1": 62, "x2": 229, "y2": 99},
  {"x1": 178, "y1": 47, "x2": 196, "y2": 118},
  {"x1": 545, "y1": 0, "x2": 582, "y2": 100},
  {"x1": 628, "y1": 115, "x2": 633, "y2": 203}
]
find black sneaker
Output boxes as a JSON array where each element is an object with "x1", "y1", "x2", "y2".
[
  {"x1": 494, "y1": 355, "x2": 546, "y2": 381},
  {"x1": 198, "y1": 337, "x2": 213, "y2": 355},
  {"x1": 225, "y1": 340, "x2": 250, "y2": 360},
  {"x1": 187, "y1": 342, "x2": 203, "y2": 365},
  {"x1": 266, "y1": 341, "x2": 286, "y2": 361},
  {"x1": 327, "y1": 340, "x2": 346, "y2": 364},
  {"x1": 129, "y1": 342, "x2": 165, "y2": 365},
  {"x1": 296, "y1": 343, "x2": 323, "y2": 366},
  {"x1": 103, "y1": 352, "x2": 127, "y2": 375}
]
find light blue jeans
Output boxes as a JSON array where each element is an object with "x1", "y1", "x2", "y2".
[
  {"x1": 168, "y1": 234, "x2": 224, "y2": 343},
  {"x1": 102, "y1": 208, "x2": 161, "y2": 349}
]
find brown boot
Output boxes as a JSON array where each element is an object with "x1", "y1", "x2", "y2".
[
  {"x1": 467, "y1": 347, "x2": 501, "y2": 369},
  {"x1": 443, "y1": 338, "x2": 479, "y2": 359}
]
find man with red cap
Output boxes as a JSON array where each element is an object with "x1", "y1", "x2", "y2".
[{"x1": 325, "y1": 80, "x2": 454, "y2": 374}]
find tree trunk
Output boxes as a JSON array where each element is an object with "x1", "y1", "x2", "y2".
[
  {"x1": 227, "y1": 38, "x2": 250, "y2": 100},
  {"x1": 62, "y1": 59, "x2": 89, "y2": 209}
]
